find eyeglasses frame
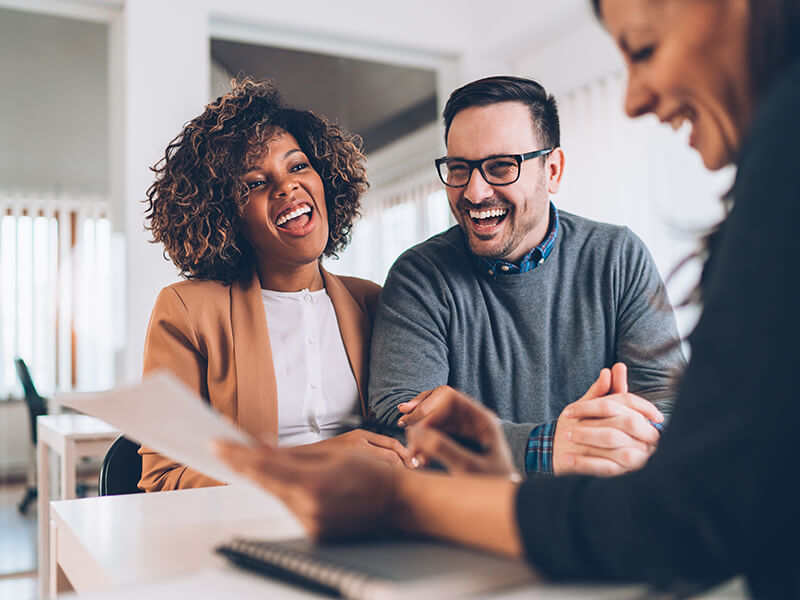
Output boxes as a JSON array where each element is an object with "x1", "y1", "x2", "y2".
[{"x1": 434, "y1": 148, "x2": 554, "y2": 188}]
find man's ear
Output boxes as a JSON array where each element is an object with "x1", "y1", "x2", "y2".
[{"x1": 546, "y1": 147, "x2": 565, "y2": 194}]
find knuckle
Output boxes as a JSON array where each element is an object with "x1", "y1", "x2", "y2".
[
  {"x1": 624, "y1": 414, "x2": 640, "y2": 432},
  {"x1": 610, "y1": 430, "x2": 628, "y2": 447},
  {"x1": 618, "y1": 448, "x2": 641, "y2": 467}
]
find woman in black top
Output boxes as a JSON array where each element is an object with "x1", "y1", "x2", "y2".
[{"x1": 215, "y1": 1, "x2": 800, "y2": 596}]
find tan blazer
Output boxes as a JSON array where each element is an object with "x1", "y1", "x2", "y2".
[{"x1": 138, "y1": 266, "x2": 381, "y2": 492}]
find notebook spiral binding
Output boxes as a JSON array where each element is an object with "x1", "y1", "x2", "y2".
[{"x1": 218, "y1": 537, "x2": 382, "y2": 599}]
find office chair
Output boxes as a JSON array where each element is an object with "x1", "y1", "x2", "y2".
[
  {"x1": 15, "y1": 357, "x2": 47, "y2": 514},
  {"x1": 98, "y1": 435, "x2": 144, "y2": 496}
]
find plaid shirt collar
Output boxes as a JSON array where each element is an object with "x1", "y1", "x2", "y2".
[{"x1": 469, "y1": 203, "x2": 560, "y2": 278}]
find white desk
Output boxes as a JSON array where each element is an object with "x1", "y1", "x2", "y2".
[
  {"x1": 47, "y1": 485, "x2": 662, "y2": 600},
  {"x1": 69, "y1": 566, "x2": 653, "y2": 600},
  {"x1": 48, "y1": 485, "x2": 305, "y2": 598},
  {"x1": 36, "y1": 414, "x2": 120, "y2": 599}
]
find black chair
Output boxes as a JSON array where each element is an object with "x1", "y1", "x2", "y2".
[
  {"x1": 15, "y1": 357, "x2": 47, "y2": 514},
  {"x1": 98, "y1": 435, "x2": 144, "y2": 496}
]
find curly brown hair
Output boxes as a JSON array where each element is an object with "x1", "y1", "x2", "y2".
[{"x1": 145, "y1": 78, "x2": 368, "y2": 283}]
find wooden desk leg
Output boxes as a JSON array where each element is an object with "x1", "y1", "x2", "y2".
[
  {"x1": 49, "y1": 519, "x2": 57, "y2": 599},
  {"x1": 37, "y1": 431, "x2": 50, "y2": 600},
  {"x1": 61, "y1": 440, "x2": 77, "y2": 501},
  {"x1": 49, "y1": 519, "x2": 74, "y2": 598}
]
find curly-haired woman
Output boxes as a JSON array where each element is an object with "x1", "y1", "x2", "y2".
[{"x1": 139, "y1": 79, "x2": 410, "y2": 492}]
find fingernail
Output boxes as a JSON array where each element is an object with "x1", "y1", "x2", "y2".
[
  {"x1": 564, "y1": 406, "x2": 573, "y2": 417},
  {"x1": 564, "y1": 453, "x2": 574, "y2": 466},
  {"x1": 411, "y1": 457, "x2": 420, "y2": 468},
  {"x1": 397, "y1": 420, "x2": 407, "y2": 428},
  {"x1": 566, "y1": 430, "x2": 572, "y2": 440}
]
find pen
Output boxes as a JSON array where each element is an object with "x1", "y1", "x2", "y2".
[{"x1": 337, "y1": 414, "x2": 487, "y2": 454}]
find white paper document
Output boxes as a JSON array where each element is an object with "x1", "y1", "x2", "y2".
[{"x1": 56, "y1": 371, "x2": 261, "y2": 490}]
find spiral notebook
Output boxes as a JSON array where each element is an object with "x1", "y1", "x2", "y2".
[{"x1": 216, "y1": 536, "x2": 537, "y2": 599}]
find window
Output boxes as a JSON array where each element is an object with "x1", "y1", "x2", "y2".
[{"x1": 0, "y1": 192, "x2": 116, "y2": 398}]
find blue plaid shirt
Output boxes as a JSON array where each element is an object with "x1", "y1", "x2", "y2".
[
  {"x1": 472, "y1": 203, "x2": 560, "y2": 277},
  {"x1": 526, "y1": 419, "x2": 664, "y2": 476}
]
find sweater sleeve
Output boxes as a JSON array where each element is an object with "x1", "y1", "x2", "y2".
[
  {"x1": 367, "y1": 250, "x2": 452, "y2": 426},
  {"x1": 514, "y1": 66, "x2": 800, "y2": 594},
  {"x1": 613, "y1": 228, "x2": 686, "y2": 417},
  {"x1": 138, "y1": 286, "x2": 223, "y2": 492}
]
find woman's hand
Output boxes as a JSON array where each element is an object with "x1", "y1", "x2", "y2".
[
  {"x1": 397, "y1": 386, "x2": 518, "y2": 478},
  {"x1": 295, "y1": 429, "x2": 414, "y2": 468},
  {"x1": 213, "y1": 439, "x2": 523, "y2": 556},
  {"x1": 213, "y1": 440, "x2": 397, "y2": 540}
]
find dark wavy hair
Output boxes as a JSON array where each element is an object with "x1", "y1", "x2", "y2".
[
  {"x1": 442, "y1": 75, "x2": 560, "y2": 150},
  {"x1": 145, "y1": 78, "x2": 368, "y2": 284}
]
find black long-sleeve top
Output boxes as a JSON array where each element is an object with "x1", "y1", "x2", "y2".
[{"x1": 516, "y1": 59, "x2": 800, "y2": 599}]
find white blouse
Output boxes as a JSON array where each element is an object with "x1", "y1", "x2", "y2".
[{"x1": 261, "y1": 287, "x2": 360, "y2": 447}]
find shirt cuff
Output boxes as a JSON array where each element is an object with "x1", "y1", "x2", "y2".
[{"x1": 525, "y1": 420, "x2": 557, "y2": 476}]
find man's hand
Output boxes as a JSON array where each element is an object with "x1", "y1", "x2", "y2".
[
  {"x1": 295, "y1": 429, "x2": 413, "y2": 468},
  {"x1": 553, "y1": 363, "x2": 664, "y2": 476},
  {"x1": 396, "y1": 386, "x2": 518, "y2": 478}
]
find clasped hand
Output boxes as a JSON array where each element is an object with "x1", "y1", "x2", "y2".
[
  {"x1": 397, "y1": 363, "x2": 664, "y2": 478},
  {"x1": 552, "y1": 363, "x2": 664, "y2": 476}
]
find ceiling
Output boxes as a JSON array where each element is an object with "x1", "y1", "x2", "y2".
[{"x1": 210, "y1": 39, "x2": 438, "y2": 154}]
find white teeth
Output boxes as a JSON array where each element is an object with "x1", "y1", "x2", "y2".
[
  {"x1": 669, "y1": 115, "x2": 686, "y2": 131},
  {"x1": 669, "y1": 108, "x2": 695, "y2": 131},
  {"x1": 275, "y1": 204, "x2": 311, "y2": 226},
  {"x1": 468, "y1": 208, "x2": 508, "y2": 220}
]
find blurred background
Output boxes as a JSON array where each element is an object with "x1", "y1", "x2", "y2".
[{"x1": 0, "y1": 0, "x2": 731, "y2": 591}]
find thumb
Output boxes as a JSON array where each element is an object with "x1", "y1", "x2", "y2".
[
  {"x1": 611, "y1": 362, "x2": 628, "y2": 394},
  {"x1": 578, "y1": 368, "x2": 612, "y2": 402}
]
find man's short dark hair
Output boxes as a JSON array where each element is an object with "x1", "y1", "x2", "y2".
[{"x1": 443, "y1": 76, "x2": 560, "y2": 149}]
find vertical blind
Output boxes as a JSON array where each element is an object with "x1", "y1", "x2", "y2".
[{"x1": 0, "y1": 191, "x2": 115, "y2": 398}]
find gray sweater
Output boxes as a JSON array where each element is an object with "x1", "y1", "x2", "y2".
[{"x1": 368, "y1": 210, "x2": 685, "y2": 469}]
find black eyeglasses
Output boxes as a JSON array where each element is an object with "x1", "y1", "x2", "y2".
[{"x1": 434, "y1": 148, "x2": 554, "y2": 188}]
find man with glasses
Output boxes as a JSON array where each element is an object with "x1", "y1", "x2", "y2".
[{"x1": 368, "y1": 76, "x2": 685, "y2": 478}]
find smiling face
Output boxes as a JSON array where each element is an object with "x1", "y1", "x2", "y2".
[
  {"x1": 600, "y1": 0, "x2": 752, "y2": 170},
  {"x1": 240, "y1": 131, "x2": 328, "y2": 278},
  {"x1": 445, "y1": 101, "x2": 564, "y2": 263}
]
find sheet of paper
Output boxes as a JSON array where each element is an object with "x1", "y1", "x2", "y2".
[{"x1": 56, "y1": 370, "x2": 263, "y2": 491}]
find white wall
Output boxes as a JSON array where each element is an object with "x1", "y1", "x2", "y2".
[
  {"x1": 0, "y1": 7, "x2": 108, "y2": 193},
  {"x1": 118, "y1": 0, "x2": 209, "y2": 382}
]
